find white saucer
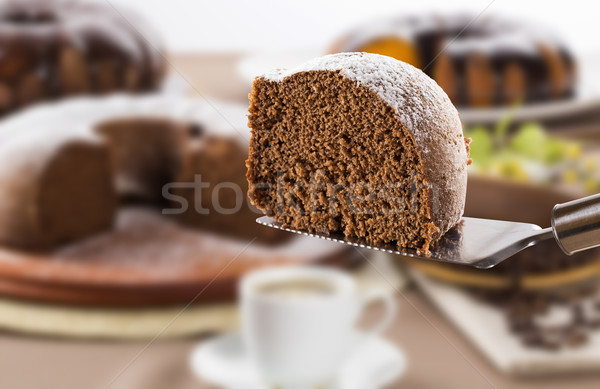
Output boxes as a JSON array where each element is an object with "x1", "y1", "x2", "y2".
[{"x1": 189, "y1": 331, "x2": 406, "y2": 389}]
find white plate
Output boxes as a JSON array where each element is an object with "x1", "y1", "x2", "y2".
[
  {"x1": 458, "y1": 96, "x2": 600, "y2": 126},
  {"x1": 189, "y1": 331, "x2": 406, "y2": 389},
  {"x1": 239, "y1": 52, "x2": 600, "y2": 126}
]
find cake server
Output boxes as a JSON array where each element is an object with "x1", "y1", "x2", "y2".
[{"x1": 257, "y1": 193, "x2": 600, "y2": 269}]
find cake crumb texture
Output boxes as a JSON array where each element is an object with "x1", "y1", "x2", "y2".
[{"x1": 247, "y1": 53, "x2": 470, "y2": 251}]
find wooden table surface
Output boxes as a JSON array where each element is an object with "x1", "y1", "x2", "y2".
[
  {"x1": 0, "y1": 54, "x2": 599, "y2": 389},
  {"x1": 1, "y1": 290, "x2": 599, "y2": 389}
]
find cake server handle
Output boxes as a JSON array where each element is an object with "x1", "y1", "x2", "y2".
[{"x1": 552, "y1": 193, "x2": 600, "y2": 255}]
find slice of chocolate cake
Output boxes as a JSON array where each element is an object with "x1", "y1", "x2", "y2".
[{"x1": 247, "y1": 52, "x2": 471, "y2": 252}]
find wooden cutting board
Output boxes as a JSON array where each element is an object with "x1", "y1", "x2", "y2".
[{"x1": 0, "y1": 207, "x2": 355, "y2": 306}]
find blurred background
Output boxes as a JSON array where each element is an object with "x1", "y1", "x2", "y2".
[{"x1": 1, "y1": 0, "x2": 600, "y2": 388}]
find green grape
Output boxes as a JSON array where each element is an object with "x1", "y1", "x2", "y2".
[
  {"x1": 491, "y1": 157, "x2": 529, "y2": 182},
  {"x1": 544, "y1": 139, "x2": 569, "y2": 164},
  {"x1": 565, "y1": 143, "x2": 582, "y2": 160},
  {"x1": 509, "y1": 122, "x2": 546, "y2": 161},
  {"x1": 562, "y1": 168, "x2": 579, "y2": 184},
  {"x1": 470, "y1": 117, "x2": 590, "y2": 189}
]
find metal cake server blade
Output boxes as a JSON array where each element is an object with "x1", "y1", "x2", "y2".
[
  {"x1": 257, "y1": 193, "x2": 600, "y2": 269},
  {"x1": 257, "y1": 216, "x2": 551, "y2": 269}
]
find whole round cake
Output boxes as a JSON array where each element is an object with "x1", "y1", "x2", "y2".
[
  {"x1": 247, "y1": 52, "x2": 471, "y2": 252},
  {"x1": 0, "y1": 94, "x2": 275, "y2": 250},
  {"x1": 0, "y1": 0, "x2": 165, "y2": 115},
  {"x1": 330, "y1": 14, "x2": 576, "y2": 107}
]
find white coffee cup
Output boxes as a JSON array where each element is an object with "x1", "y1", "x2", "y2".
[{"x1": 240, "y1": 266, "x2": 396, "y2": 389}]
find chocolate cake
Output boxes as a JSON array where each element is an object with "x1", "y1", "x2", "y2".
[
  {"x1": 96, "y1": 118, "x2": 188, "y2": 202},
  {"x1": 330, "y1": 14, "x2": 576, "y2": 107},
  {"x1": 0, "y1": 95, "x2": 277, "y2": 250},
  {"x1": 173, "y1": 135, "x2": 287, "y2": 243},
  {"x1": 0, "y1": 0, "x2": 165, "y2": 116},
  {"x1": 247, "y1": 53, "x2": 471, "y2": 252},
  {"x1": 0, "y1": 130, "x2": 117, "y2": 250}
]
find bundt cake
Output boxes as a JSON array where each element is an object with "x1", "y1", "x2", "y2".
[
  {"x1": 0, "y1": 129, "x2": 117, "y2": 250},
  {"x1": 0, "y1": 94, "x2": 279, "y2": 250},
  {"x1": 0, "y1": 0, "x2": 165, "y2": 115},
  {"x1": 173, "y1": 135, "x2": 285, "y2": 243},
  {"x1": 330, "y1": 14, "x2": 576, "y2": 107},
  {"x1": 96, "y1": 118, "x2": 188, "y2": 202},
  {"x1": 247, "y1": 52, "x2": 471, "y2": 252}
]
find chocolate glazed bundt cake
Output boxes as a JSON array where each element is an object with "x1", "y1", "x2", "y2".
[
  {"x1": 0, "y1": 0, "x2": 165, "y2": 115},
  {"x1": 330, "y1": 14, "x2": 576, "y2": 107},
  {"x1": 247, "y1": 53, "x2": 471, "y2": 252}
]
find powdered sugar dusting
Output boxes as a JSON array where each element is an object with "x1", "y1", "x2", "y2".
[
  {"x1": 0, "y1": 94, "x2": 249, "y2": 142},
  {"x1": 262, "y1": 52, "x2": 463, "y2": 154}
]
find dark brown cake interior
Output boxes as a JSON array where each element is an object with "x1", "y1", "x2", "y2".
[
  {"x1": 96, "y1": 118, "x2": 186, "y2": 203},
  {"x1": 98, "y1": 119, "x2": 287, "y2": 245},
  {"x1": 38, "y1": 140, "x2": 117, "y2": 249},
  {"x1": 175, "y1": 135, "x2": 290, "y2": 244},
  {"x1": 247, "y1": 70, "x2": 439, "y2": 251}
]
